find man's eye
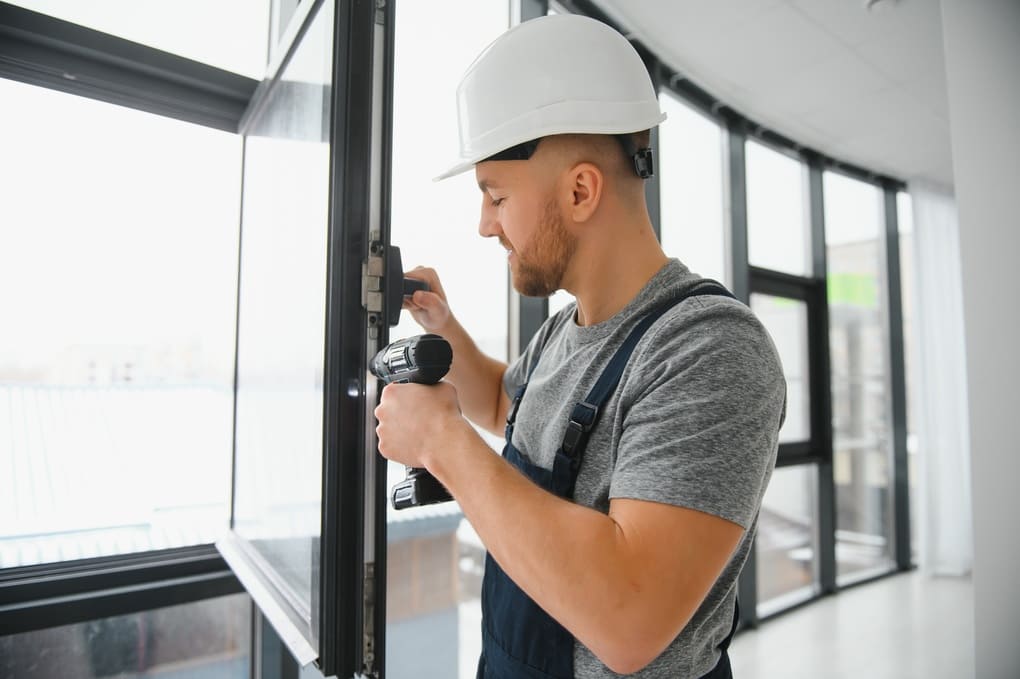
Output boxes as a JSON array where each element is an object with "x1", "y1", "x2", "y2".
[{"x1": 491, "y1": 197, "x2": 505, "y2": 207}]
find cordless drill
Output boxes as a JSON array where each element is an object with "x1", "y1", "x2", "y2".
[{"x1": 370, "y1": 333, "x2": 455, "y2": 509}]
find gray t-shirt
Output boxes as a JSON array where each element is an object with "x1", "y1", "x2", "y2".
[{"x1": 502, "y1": 259, "x2": 786, "y2": 678}]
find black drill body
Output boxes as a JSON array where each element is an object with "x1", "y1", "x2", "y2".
[{"x1": 370, "y1": 333, "x2": 454, "y2": 509}]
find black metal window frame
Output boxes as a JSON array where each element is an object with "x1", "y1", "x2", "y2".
[
  {"x1": 0, "y1": 545, "x2": 243, "y2": 637},
  {"x1": 515, "y1": 0, "x2": 914, "y2": 632}
]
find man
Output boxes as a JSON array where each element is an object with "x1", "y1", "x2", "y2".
[{"x1": 374, "y1": 14, "x2": 785, "y2": 679}]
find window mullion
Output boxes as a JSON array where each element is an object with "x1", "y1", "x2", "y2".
[{"x1": 882, "y1": 185, "x2": 912, "y2": 572}]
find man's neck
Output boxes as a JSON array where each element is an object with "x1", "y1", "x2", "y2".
[{"x1": 566, "y1": 221, "x2": 668, "y2": 327}]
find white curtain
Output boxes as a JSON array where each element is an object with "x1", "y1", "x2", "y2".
[{"x1": 908, "y1": 181, "x2": 973, "y2": 576}]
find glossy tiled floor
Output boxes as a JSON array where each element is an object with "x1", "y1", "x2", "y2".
[{"x1": 729, "y1": 571, "x2": 974, "y2": 678}]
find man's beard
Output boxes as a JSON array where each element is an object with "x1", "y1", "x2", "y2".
[{"x1": 511, "y1": 199, "x2": 577, "y2": 298}]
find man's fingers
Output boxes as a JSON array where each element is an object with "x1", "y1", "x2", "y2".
[
  {"x1": 404, "y1": 266, "x2": 435, "y2": 285},
  {"x1": 408, "y1": 291, "x2": 449, "y2": 319},
  {"x1": 404, "y1": 266, "x2": 446, "y2": 299}
]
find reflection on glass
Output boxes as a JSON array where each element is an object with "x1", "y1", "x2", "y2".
[
  {"x1": 0, "y1": 593, "x2": 251, "y2": 678},
  {"x1": 232, "y1": 1, "x2": 333, "y2": 629},
  {"x1": 0, "y1": 78, "x2": 240, "y2": 568},
  {"x1": 750, "y1": 294, "x2": 810, "y2": 443},
  {"x1": 746, "y1": 141, "x2": 811, "y2": 276},
  {"x1": 756, "y1": 464, "x2": 820, "y2": 617},
  {"x1": 270, "y1": 0, "x2": 303, "y2": 64},
  {"x1": 825, "y1": 171, "x2": 895, "y2": 582},
  {"x1": 7, "y1": 0, "x2": 271, "y2": 79},
  {"x1": 658, "y1": 92, "x2": 727, "y2": 284},
  {"x1": 386, "y1": 1, "x2": 509, "y2": 677}
]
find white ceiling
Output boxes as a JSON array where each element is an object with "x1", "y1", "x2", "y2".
[{"x1": 595, "y1": 0, "x2": 953, "y2": 187}]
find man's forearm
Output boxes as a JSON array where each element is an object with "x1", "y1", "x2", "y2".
[
  {"x1": 436, "y1": 316, "x2": 508, "y2": 435},
  {"x1": 427, "y1": 422, "x2": 681, "y2": 674}
]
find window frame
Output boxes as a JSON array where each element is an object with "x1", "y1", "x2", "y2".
[
  {"x1": 0, "y1": 545, "x2": 241, "y2": 637},
  {"x1": 749, "y1": 265, "x2": 829, "y2": 466}
]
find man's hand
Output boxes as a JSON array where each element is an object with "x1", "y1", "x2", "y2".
[
  {"x1": 403, "y1": 266, "x2": 453, "y2": 334},
  {"x1": 374, "y1": 380, "x2": 469, "y2": 469},
  {"x1": 398, "y1": 265, "x2": 511, "y2": 436}
]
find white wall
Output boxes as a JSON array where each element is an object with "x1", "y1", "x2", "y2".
[{"x1": 940, "y1": 1, "x2": 1020, "y2": 676}]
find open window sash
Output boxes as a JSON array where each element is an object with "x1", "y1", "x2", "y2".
[{"x1": 216, "y1": 1, "x2": 395, "y2": 676}]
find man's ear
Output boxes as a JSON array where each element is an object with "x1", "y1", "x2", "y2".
[{"x1": 567, "y1": 162, "x2": 603, "y2": 223}]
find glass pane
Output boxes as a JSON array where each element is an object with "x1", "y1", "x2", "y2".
[
  {"x1": 746, "y1": 140, "x2": 812, "y2": 276},
  {"x1": 659, "y1": 92, "x2": 727, "y2": 284},
  {"x1": 0, "y1": 79, "x2": 240, "y2": 568},
  {"x1": 9, "y1": 0, "x2": 271, "y2": 79},
  {"x1": 750, "y1": 294, "x2": 810, "y2": 443},
  {"x1": 825, "y1": 171, "x2": 895, "y2": 582},
  {"x1": 386, "y1": 1, "x2": 509, "y2": 677},
  {"x1": 231, "y1": 0, "x2": 334, "y2": 630},
  {"x1": 756, "y1": 464, "x2": 820, "y2": 617},
  {"x1": 0, "y1": 593, "x2": 250, "y2": 678}
]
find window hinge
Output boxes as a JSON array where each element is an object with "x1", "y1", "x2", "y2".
[{"x1": 361, "y1": 562, "x2": 377, "y2": 677}]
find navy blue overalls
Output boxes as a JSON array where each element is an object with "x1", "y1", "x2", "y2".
[{"x1": 477, "y1": 285, "x2": 740, "y2": 679}]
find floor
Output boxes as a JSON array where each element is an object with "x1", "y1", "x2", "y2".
[{"x1": 729, "y1": 571, "x2": 975, "y2": 679}]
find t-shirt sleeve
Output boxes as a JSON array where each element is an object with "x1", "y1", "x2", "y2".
[
  {"x1": 502, "y1": 303, "x2": 575, "y2": 398},
  {"x1": 609, "y1": 298, "x2": 787, "y2": 530}
]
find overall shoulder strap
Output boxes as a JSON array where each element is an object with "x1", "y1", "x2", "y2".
[{"x1": 561, "y1": 284, "x2": 736, "y2": 460}]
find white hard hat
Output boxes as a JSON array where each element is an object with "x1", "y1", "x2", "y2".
[{"x1": 435, "y1": 14, "x2": 666, "y2": 181}]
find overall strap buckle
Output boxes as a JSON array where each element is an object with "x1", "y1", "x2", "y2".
[
  {"x1": 562, "y1": 401, "x2": 599, "y2": 457},
  {"x1": 555, "y1": 284, "x2": 737, "y2": 468}
]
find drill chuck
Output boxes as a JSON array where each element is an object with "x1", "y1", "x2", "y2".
[{"x1": 370, "y1": 333, "x2": 452, "y2": 386}]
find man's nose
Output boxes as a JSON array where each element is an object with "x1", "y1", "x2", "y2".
[{"x1": 478, "y1": 203, "x2": 501, "y2": 239}]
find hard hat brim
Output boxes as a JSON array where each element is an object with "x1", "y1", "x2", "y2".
[{"x1": 433, "y1": 159, "x2": 477, "y2": 182}]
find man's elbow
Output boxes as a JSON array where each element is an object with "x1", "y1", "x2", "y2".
[
  {"x1": 596, "y1": 640, "x2": 663, "y2": 676},
  {"x1": 590, "y1": 624, "x2": 677, "y2": 676}
]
